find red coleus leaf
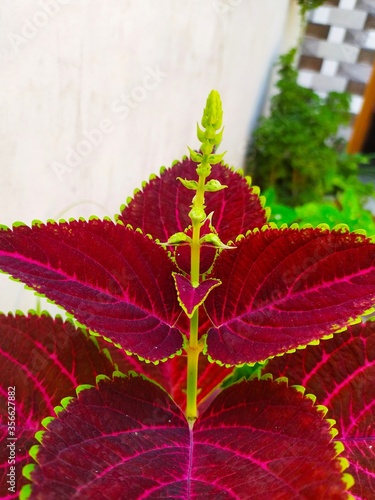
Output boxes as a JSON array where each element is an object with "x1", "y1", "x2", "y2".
[
  {"x1": 118, "y1": 158, "x2": 267, "y2": 244},
  {"x1": 0, "y1": 313, "x2": 114, "y2": 498},
  {"x1": 204, "y1": 226, "x2": 375, "y2": 365},
  {"x1": 95, "y1": 336, "x2": 233, "y2": 411},
  {"x1": 0, "y1": 220, "x2": 183, "y2": 362},
  {"x1": 173, "y1": 273, "x2": 221, "y2": 318},
  {"x1": 265, "y1": 321, "x2": 375, "y2": 500},
  {"x1": 25, "y1": 374, "x2": 349, "y2": 498}
]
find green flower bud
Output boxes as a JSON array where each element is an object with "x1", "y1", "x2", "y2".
[
  {"x1": 200, "y1": 142, "x2": 213, "y2": 155},
  {"x1": 196, "y1": 123, "x2": 206, "y2": 143},
  {"x1": 199, "y1": 233, "x2": 235, "y2": 249},
  {"x1": 205, "y1": 125, "x2": 216, "y2": 140},
  {"x1": 201, "y1": 90, "x2": 223, "y2": 132},
  {"x1": 177, "y1": 177, "x2": 199, "y2": 190},
  {"x1": 212, "y1": 127, "x2": 224, "y2": 146},
  {"x1": 188, "y1": 147, "x2": 203, "y2": 163},
  {"x1": 189, "y1": 207, "x2": 206, "y2": 224},
  {"x1": 204, "y1": 179, "x2": 228, "y2": 192},
  {"x1": 208, "y1": 151, "x2": 226, "y2": 165},
  {"x1": 196, "y1": 162, "x2": 211, "y2": 177},
  {"x1": 166, "y1": 232, "x2": 192, "y2": 245}
]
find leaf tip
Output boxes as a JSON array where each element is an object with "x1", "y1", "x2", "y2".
[
  {"x1": 61, "y1": 396, "x2": 75, "y2": 409},
  {"x1": 19, "y1": 484, "x2": 33, "y2": 500},
  {"x1": 96, "y1": 374, "x2": 111, "y2": 384},
  {"x1": 305, "y1": 393, "x2": 317, "y2": 404},
  {"x1": 315, "y1": 404, "x2": 329, "y2": 418},
  {"x1": 31, "y1": 219, "x2": 44, "y2": 227},
  {"x1": 329, "y1": 424, "x2": 339, "y2": 440},
  {"x1": 76, "y1": 383, "x2": 95, "y2": 396},
  {"x1": 41, "y1": 416, "x2": 55, "y2": 430},
  {"x1": 342, "y1": 473, "x2": 355, "y2": 494},
  {"x1": 334, "y1": 439, "x2": 345, "y2": 457},
  {"x1": 29, "y1": 444, "x2": 41, "y2": 462},
  {"x1": 33, "y1": 430, "x2": 44, "y2": 445},
  {"x1": 333, "y1": 223, "x2": 350, "y2": 233},
  {"x1": 274, "y1": 376, "x2": 288, "y2": 385},
  {"x1": 290, "y1": 384, "x2": 305, "y2": 395},
  {"x1": 22, "y1": 463, "x2": 36, "y2": 481},
  {"x1": 12, "y1": 220, "x2": 28, "y2": 228}
]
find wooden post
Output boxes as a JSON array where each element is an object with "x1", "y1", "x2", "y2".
[{"x1": 347, "y1": 62, "x2": 375, "y2": 154}]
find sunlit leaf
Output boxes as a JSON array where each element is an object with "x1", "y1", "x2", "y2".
[
  {"x1": 204, "y1": 226, "x2": 375, "y2": 364},
  {"x1": 266, "y1": 321, "x2": 375, "y2": 500},
  {"x1": 25, "y1": 375, "x2": 348, "y2": 498},
  {"x1": 0, "y1": 313, "x2": 114, "y2": 498},
  {"x1": 0, "y1": 220, "x2": 183, "y2": 361},
  {"x1": 119, "y1": 158, "x2": 267, "y2": 243}
]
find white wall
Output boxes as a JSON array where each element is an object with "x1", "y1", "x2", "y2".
[{"x1": 0, "y1": 0, "x2": 300, "y2": 313}]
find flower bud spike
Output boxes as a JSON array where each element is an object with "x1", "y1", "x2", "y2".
[
  {"x1": 213, "y1": 126, "x2": 224, "y2": 147},
  {"x1": 200, "y1": 233, "x2": 235, "y2": 249},
  {"x1": 187, "y1": 147, "x2": 203, "y2": 164},
  {"x1": 204, "y1": 179, "x2": 228, "y2": 192},
  {"x1": 208, "y1": 151, "x2": 227, "y2": 165},
  {"x1": 201, "y1": 90, "x2": 223, "y2": 132},
  {"x1": 177, "y1": 177, "x2": 199, "y2": 190},
  {"x1": 196, "y1": 123, "x2": 206, "y2": 143},
  {"x1": 164, "y1": 232, "x2": 192, "y2": 246}
]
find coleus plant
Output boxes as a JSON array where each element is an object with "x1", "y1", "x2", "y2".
[{"x1": 0, "y1": 92, "x2": 374, "y2": 499}]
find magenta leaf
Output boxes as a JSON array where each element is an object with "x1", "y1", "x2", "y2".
[
  {"x1": 25, "y1": 373, "x2": 189, "y2": 499},
  {"x1": 204, "y1": 226, "x2": 375, "y2": 365},
  {"x1": 118, "y1": 158, "x2": 268, "y2": 243},
  {"x1": 25, "y1": 374, "x2": 349, "y2": 498},
  {"x1": 0, "y1": 313, "x2": 115, "y2": 498},
  {"x1": 265, "y1": 321, "x2": 375, "y2": 500},
  {"x1": 0, "y1": 219, "x2": 183, "y2": 361},
  {"x1": 173, "y1": 273, "x2": 221, "y2": 318}
]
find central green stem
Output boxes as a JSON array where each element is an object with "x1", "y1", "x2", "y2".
[
  {"x1": 183, "y1": 89, "x2": 223, "y2": 425},
  {"x1": 185, "y1": 167, "x2": 209, "y2": 426}
]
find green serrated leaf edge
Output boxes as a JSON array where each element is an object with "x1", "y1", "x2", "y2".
[{"x1": 262, "y1": 374, "x2": 355, "y2": 496}]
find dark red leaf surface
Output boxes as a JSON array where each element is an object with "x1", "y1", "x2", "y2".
[
  {"x1": 26, "y1": 374, "x2": 348, "y2": 499},
  {"x1": 173, "y1": 273, "x2": 221, "y2": 317},
  {"x1": 95, "y1": 336, "x2": 233, "y2": 411},
  {"x1": 0, "y1": 220, "x2": 183, "y2": 361},
  {"x1": 204, "y1": 226, "x2": 375, "y2": 365},
  {"x1": 0, "y1": 313, "x2": 114, "y2": 498},
  {"x1": 118, "y1": 158, "x2": 268, "y2": 243},
  {"x1": 265, "y1": 321, "x2": 375, "y2": 500}
]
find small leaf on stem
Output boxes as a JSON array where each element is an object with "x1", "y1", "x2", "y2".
[{"x1": 173, "y1": 273, "x2": 221, "y2": 318}]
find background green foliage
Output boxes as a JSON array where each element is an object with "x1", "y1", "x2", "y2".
[
  {"x1": 298, "y1": 0, "x2": 325, "y2": 15},
  {"x1": 247, "y1": 48, "x2": 375, "y2": 234},
  {"x1": 265, "y1": 187, "x2": 375, "y2": 235},
  {"x1": 247, "y1": 49, "x2": 371, "y2": 207}
]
